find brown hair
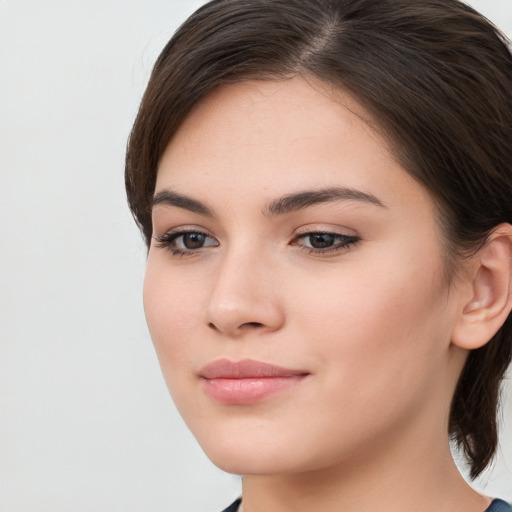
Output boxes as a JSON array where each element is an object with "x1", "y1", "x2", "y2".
[{"x1": 125, "y1": 0, "x2": 512, "y2": 478}]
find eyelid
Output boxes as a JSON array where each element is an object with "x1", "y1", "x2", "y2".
[
  {"x1": 153, "y1": 224, "x2": 215, "y2": 239},
  {"x1": 295, "y1": 222, "x2": 355, "y2": 235},
  {"x1": 290, "y1": 225, "x2": 361, "y2": 255},
  {"x1": 153, "y1": 226, "x2": 219, "y2": 256},
  {"x1": 293, "y1": 224, "x2": 357, "y2": 237}
]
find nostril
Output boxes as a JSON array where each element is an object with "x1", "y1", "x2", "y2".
[
  {"x1": 241, "y1": 322, "x2": 264, "y2": 329},
  {"x1": 207, "y1": 321, "x2": 262, "y2": 333}
]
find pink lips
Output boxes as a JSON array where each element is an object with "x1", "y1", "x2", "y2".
[{"x1": 199, "y1": 358, "x2": 308, "y2": 405}]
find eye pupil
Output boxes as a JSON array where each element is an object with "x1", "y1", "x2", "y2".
[
  {"x1": 183, "y1": 233, "x2": 206, "y2": 249},
  {"x1": 309, "y1": 233, "x2": 335, "y2": 249}
]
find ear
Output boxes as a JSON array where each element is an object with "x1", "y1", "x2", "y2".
[{"x1": 451, "y1": 224, "x2": 512, "y2": 350}]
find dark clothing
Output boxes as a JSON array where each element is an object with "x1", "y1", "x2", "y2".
[
  {"x1": 221, "y1": 497, "x2": 511, "y2": 511},
  {"x1": 221, "y1": 497, "x2": 242, "y2": 512},
  {"x1": 488, "y1": 499, "x2": 512, "y2": 512}
]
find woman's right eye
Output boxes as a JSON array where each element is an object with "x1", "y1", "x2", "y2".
[{"x1": 154, "y1": 230, "x2": 219, "y2": 256}]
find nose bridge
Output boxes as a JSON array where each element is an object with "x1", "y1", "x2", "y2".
[{"x1": 204, "y1": 241, "x2": 283, "y2": 336}]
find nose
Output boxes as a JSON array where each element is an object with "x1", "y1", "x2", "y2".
[{"x1": 204, "y1": 247, "x2": 285, "y2": 337}]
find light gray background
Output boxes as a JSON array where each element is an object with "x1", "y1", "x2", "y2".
[{"x1": 1, "y1": 1, "x2": 511, "y2": 511}]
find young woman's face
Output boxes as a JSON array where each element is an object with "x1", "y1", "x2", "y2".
[{"x1": 144, "y1": 78, "x2": 465, "y2": 475}]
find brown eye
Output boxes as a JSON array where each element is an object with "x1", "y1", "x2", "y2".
[
  {"x1": 170, "y1": 231, "x2": 218, "y2": 251},
  {"x1": 295, "y1": 232, "x2": 360, "y2": 254},
  {"x1": 182, "y1": 233, "x2": 208, "y2": 249},
  {"x1": 307, "y1": 233, "x2": 336, "y2": 249},
  {"x1": 155, "y1": 230, "x2": 219, "y2": 255}
]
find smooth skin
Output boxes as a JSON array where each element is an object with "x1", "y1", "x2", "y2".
[{"x1": 144, "y1": 77, "x2": 512, "y2": 512}]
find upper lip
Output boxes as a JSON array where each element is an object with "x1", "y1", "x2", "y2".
[{"x1": 199, "y1": 358, "x2": 308, "y2": 379}]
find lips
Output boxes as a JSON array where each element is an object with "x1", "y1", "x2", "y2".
[{"x1": 199, "y1": 358, "x2": 309, "y2": 405}]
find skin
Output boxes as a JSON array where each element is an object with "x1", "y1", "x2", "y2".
[{"x1": 144, "y1": 77, "x2": 492, "y2": 512}]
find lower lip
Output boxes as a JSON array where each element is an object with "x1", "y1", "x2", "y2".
[{"x1": 201, "y1": 376, "x2": 306, "y2": 405}]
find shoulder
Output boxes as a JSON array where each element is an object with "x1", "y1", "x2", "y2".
[
  {"x1": 486, "y1": 499, "x2": 512, "y2": 512},
  {"x1": 220, "y1": 497, "x2": 242, "y2": 512}
]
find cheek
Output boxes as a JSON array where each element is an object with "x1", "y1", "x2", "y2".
[
  {"x1": 290, "y1": 253, "x2": 450, "y2": 405},
  {"x1": 143, "y1": 260, "x2": 204, "y2": 376}
]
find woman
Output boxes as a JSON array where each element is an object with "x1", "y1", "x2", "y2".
[{"x1": 125, "y1": 0, "x2": 512, "y2": 510}]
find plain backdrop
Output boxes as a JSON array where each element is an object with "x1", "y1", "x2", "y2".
[{"x1": 1, "y1": 1, "x2": 511, "y2": 511}]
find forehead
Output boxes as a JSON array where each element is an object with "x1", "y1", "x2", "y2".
[
  {"x1": 162, "y1": 78, "x2": 382, "y2": 150},
  {"x1": 155, "y1": 77, "x2": 432, "y2": 219}
]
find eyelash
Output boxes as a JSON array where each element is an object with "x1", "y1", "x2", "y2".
[
  {"x1": 292, "y1": 232, "x2": 360, "y2": 254},
  {"x1": 154, "y1": 229, "x2": 218, "y2": 257},
  {"x1": 154, "y1": 229, "x2": 360, "y2": 257}
]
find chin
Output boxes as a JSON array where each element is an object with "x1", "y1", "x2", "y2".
[
  {"x1": 206, "y1": 448, "x2": 301, "y2": 476},
  {"x1": 193, "y1": 424, "x2": 307, "y2": 476},
  {"x1": 194, "y1": 422, "x2": 347, "y2": 477}
]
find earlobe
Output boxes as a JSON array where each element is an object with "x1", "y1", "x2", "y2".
[{"x1": 451, "y1": 224, "x2": 512, "y2": 350}]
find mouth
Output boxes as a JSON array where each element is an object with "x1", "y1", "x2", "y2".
[{"x1": 199, "y1": 358, "x2": 309, "y2": 405}]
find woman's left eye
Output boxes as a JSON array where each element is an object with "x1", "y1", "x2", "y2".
[{"x1": 294, "y1": 232, "x2": 359, "y2": 253}]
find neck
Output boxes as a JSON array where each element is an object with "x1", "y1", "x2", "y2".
[{"x1": 240, "y1": 417, "x2": 489, "y2": 512}]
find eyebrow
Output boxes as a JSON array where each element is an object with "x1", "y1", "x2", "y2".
[
  {"x1": 264, "y1": 186, "x2": 386, "y2": 215},
  {"x1": 151, "y1": 190, "x2": 214, "y2": 217},
  {"x1": 151, "y1": 186, "x2": 385, "y2": 217}
]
